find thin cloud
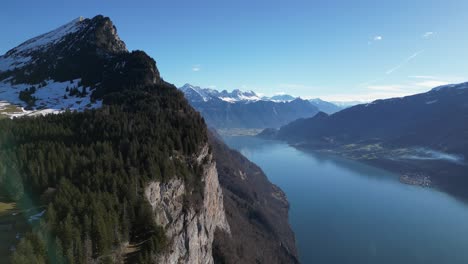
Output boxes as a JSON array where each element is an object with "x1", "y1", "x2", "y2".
[
  {"x1": 415, "y1": 80, "x2": 450, "y2": 88},
  {"x1": 408, "y1": 75, "x2": 466, "y2": 84},
  {"x1": 367, "y1": 85, "x2": 407, "y2": 92},
  {"x1": 408, "y1": 75, "x2": 438, "y2": 79},
  {"x1": 422, "y1": 32, "x2": 435, "y2": 38},
  {"x1": 192, "y1": 65, "x2": 201, "y2": 72},
  {"x1": 368, "y1": 35, "x2": 383, "y2": 45},
  {"x1": 386, "y1": 50, "x2": 424, "y2": 75},
  {"x1": 278, "y1": 83, "x2": 322, "y2": 91}
]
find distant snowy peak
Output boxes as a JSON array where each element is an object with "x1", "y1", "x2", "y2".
[
  {"x1": 267, "y1": 94, "x2": 297, "y2": 102},
  {"x1": 179, "y1": 84, "x2": 261, "y2": 103},
  {"x1": 0, "y1": 15, "x2": 127, "y2": 74},
  {"x1": 220, "y1": 89, "x2": 261, "y2": 102},
  {"x1": 179, "y1": 83, "x2": 215, "y2": 102}
]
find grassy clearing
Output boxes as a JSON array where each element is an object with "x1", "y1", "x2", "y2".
[
  {"x1": 0, "y1": 104, "x2": 23, "y2": 119},
  {"x1": 0, "y1": 202, "x2": 16, "y2": 216}
]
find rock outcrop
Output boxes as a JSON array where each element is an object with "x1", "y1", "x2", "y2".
[{"x1": 145, "y1": 144, "x2": 230, "y2": 264}]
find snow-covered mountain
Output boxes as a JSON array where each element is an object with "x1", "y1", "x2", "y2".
[
  {"x1": 266, "y1": 94, "x2": 297, "y2": 102},
  {"x1": 179, "y1": 83, "x2": 262, "y2": 103},
  {"x1": 0, "y1": 15, "x2": 131, "y2": 118},
  {"x1": 179, "y1": 84, "x2": 321, "y2": 128},
  {"x1": 179, "y1": 84, "x2": 347, "y2": 128}
]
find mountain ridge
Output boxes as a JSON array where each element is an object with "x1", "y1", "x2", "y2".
[
  {"x1": 263, "y1": 81, "x2": 468, "y2": 200},
  {"x1": 179, "y1": 83, "x2": 344, "y2": 129}
]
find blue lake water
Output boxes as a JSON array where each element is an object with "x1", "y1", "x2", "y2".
[{"x1": 223, "y1": 136, "x2": 468, "y2": 264}]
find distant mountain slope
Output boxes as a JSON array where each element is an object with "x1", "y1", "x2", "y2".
[
  {"x1": 267, "y1": 83, "x2": 468, "y2": 199},
  {"x1": 180, "y1": 84, "x2": 322, "y2": 129},
  {"x1": 277, "y1": 83, "x2": 468, "y2": 151},
  {"x1": 309, "y1": 98, "x2": 342, "y2": 114}
]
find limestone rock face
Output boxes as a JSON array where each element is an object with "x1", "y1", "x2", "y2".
[{"x1": 144, "y1": 144, "x2": 230, "y2": 264}]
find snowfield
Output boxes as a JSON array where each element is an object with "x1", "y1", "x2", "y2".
[
  {"x1": 0, "y1": 78, "x2": 102, "y2": 118},
  {"x1": 0, "y1": 17, "x2": 84, "y2": 73}
]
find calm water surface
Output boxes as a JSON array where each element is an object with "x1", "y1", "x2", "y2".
[{"x1": 223, "y1": 136, "x2": 468, "y2": 264}]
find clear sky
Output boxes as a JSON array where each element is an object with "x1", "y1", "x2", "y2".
[{"x1": 2, "y1": 0, "x2": 468, "y2": 101}]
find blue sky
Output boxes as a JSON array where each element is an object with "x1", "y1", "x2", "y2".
[{"x1": 1, "y1": 0, "x2": 468, "y2": 101}]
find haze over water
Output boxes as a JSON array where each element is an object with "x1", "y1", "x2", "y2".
[{"x1": 224, "y1": 136, "x2": 468, "y2": 264}]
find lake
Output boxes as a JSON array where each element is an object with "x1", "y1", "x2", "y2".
[{"x1": 223, "y1": 136, "x2": 468, "y2": 264}]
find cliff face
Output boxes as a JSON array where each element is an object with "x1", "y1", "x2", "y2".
[{"x1": 145, "y1": 144, "x2": 230, "y2": 264}]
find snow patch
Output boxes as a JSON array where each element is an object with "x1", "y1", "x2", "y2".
[
  {"x1": 0, "y1": 17, "x2": 85, "y2": 73},
  {"x1": 219, "y1": 97, "x2": 237, "y2": 103},
  {"x1": 0, "y1": 78, "x2": 102, "y2": 118},
  {"x1": 0, "y1": 56, "x2": 32, "y2": 72},
  {"x1": 431, "y1": 82, "x2": 468, "y2": 92},
  {"x1": 8, "y1": 18, "x2": 84, "y2": 56}
]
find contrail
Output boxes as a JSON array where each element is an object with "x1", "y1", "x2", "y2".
[{"x1": 386, "y1": 50, "x2": 424, "y2": 75}]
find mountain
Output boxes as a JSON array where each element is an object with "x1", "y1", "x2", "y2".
[
  {"x1": 265, "y1": 83, "x2": 468, "y2": 199},
  {"x1": 180, "y1": 84, "x2": 261, "y2": 103},
  {"x1": 0, "y1": 15, "x2": 298, "y2": 263},
  {"x1": 267, "y1": 94, "x2": 297, "y2": 102},
  {"x1": 309, "y1": 98, "x2": 342, "y2": 114},
  {"x1": 0, "y1": 15, "x2": 163, "y2": 117},
  {"x1": 180, "y1": 84, "x2": 319, "y2": 129},
  {"x1": 331, "y1": 100, "x2": 364, "y2": 108}
]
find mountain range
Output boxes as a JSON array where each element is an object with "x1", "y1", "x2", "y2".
[
  {"x1": 261, "y1": 82, "x2": 468, "y2": 199},
  {"x1": 179, "y1": 83, "x2": 343, "y2": 129},
  {"x1": 0, "y1": 15, "x2": 298, "y2": 263}
]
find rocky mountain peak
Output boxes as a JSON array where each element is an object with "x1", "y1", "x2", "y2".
[
  {"x1": 86, "y1": 15, "x2": 127, "y2": 54},
  {"x1": 0, "y1": 15, "x2": 160, "y2": 117}
]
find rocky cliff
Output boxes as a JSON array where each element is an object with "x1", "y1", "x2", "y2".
[{"x1": 145, "y1": 144, "x2": 230, "y2": 264}]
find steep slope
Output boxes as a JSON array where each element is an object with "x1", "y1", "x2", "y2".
[
  {"x1": 209, "y1": 132, "x2": 299, "y2": 264},
  {"x1": 180, "y1": 84, "x2": 319, "y2": 129},
  {"x1": 0, "y1": 15, "x2": 298, "y2": 264},
  {"x1": 278, "y1": 83, "x2": 468, "y2": 151},
  {"x1": 270, "y1": 83, "x2": 468, "y2": 199}
]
